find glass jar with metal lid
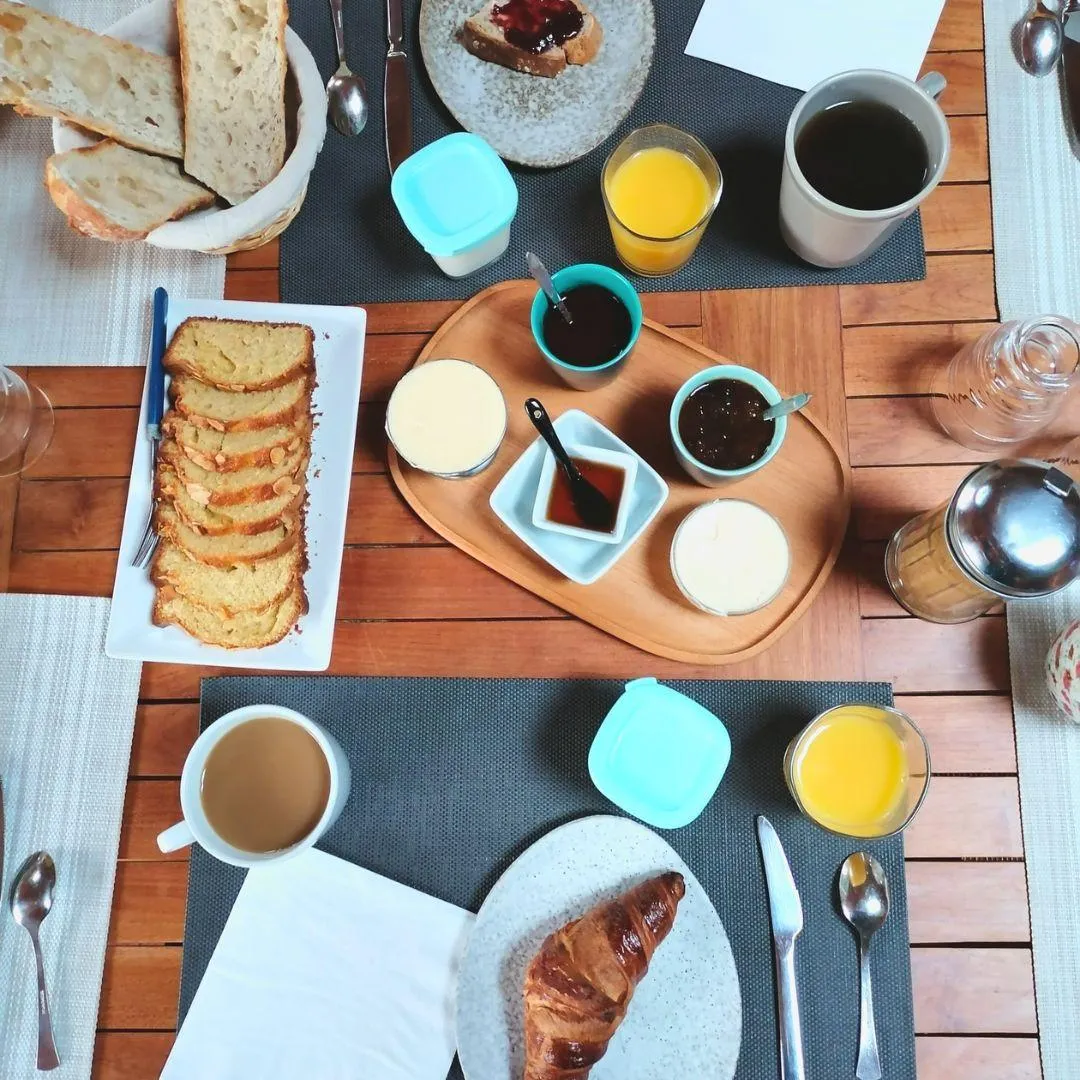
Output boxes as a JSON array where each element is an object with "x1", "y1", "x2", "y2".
[{"x1": 885, "y1": 459, "x2": 1080, "y2": 623}]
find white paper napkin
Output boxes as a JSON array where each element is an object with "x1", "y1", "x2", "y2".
[
  {"x1": 162, "y1": 850, "x2": 475, "y2": 1080},
  {"x1": 685, "y1": 0, "x2": 946, "y2": 91}
]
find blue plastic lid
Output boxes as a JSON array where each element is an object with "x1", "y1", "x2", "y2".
[
  {"x1": 588, "y1": 678, "x2": 731, "y2": 830},
  {"x1": 390, "y1": 133, "x2": 519, "y2": 258}
]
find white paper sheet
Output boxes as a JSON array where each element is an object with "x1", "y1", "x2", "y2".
[
  {"x1": 685, "y1": 0, "x2": 947, "y2": 92},
  {"x1": 161, "y1": 850, "x2": 474, "y2": 1080}
]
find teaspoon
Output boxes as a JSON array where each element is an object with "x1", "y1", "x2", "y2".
[
  {"x1": 763, "y1": 392, "x2": 812, "y2": 422},
  {"x1": 327, "y1": 0, "x2": 369, "y2": 135},
  {"x1": 839, "y1": 852, "x2": 889, "y2": 1080},
  {"x1": 526, "y1": 252, "x2": 573, "y2": 326},
  {"x1": 10, "y1": 851, "x2": 61, "y2": 1071},
  {"x1": 1020, "y1": 0, "x2": 1064, "y2": 77}
]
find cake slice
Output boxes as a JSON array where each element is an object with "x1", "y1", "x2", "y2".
[
  {"x1": 155, "y1": 501, "x2": 302, "y2": 565},
  {"x1": 461, "y1": 0, "x2": 603, "y2": 78},
  {"x1": 45, "y1": 141, "x2": 214, "y2": 242},
  {"x1": 0, "y1": 1, "x2": 184, "y2": 157},
  {"x1": 153, "y1": 582, "x2": 306, "y2": 648},
  {"x1": 161, "y1": 436, "x2": 307, "y2": 507},
  {"x1": 163, "y1": 412, "x2": 310, "y2": 472},
  {"x1": 151, "y1": 541, "x2": 304, "y2": 616},
  {"x1": 164, "y1": 318, "x2": 314, "y2": 392},
  {"x1": 170, "y1": 372, "x2": 312, "y2": 432}
]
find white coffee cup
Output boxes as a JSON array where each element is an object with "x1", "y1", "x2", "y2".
[
  {"x1": 779, "y1": 69, "x2": 950, "y2": 268},
  {"x1": 156, "y1": 704, "x2": 351, "y2": 869}
]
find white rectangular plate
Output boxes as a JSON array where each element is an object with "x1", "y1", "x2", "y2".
[{"x1": 106, "y1": 298, "x2": 366, "y2": 671}]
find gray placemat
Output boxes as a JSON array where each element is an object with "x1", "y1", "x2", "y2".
[
  {"x1": 279, "y1": 2, "x2": 926, "y2": 305},
  {"x1": 179, "y1": 677, "x2": 916, "y2": 1080}
]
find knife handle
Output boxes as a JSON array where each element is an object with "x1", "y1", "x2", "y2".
[
  {"x1": 776, "y1": 941, "x2": 806, "y2": 1080},
  {"x1": 146, "y1": 286, "x2": 168, "y2": 437}
]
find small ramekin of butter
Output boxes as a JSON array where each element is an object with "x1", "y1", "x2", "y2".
[{"x1": 385, "y1": 358, "x2": 507, "y2": 477}]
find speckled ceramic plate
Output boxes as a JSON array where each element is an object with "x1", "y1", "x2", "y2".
[
  {"x1": 455, "y1": 815, "x2": 742, "y2": 1079},
  {"x1": 419, "y1": 0, "x2": 655, "y2": 167}
]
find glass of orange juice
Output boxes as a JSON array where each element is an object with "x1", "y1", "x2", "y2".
[
  {"x1": 602, "y1": 123, "x2": 723, "y2": 276},
  {"x1": 784, "y1": 703, "x2": 930, "y2": 839}
]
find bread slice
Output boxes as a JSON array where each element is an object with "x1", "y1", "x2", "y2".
[
  {"x1": 158, "y1": 461, "x2": 304, "y2": 535},
  {"x1": 461, "y1": 0, "x2": 602, "y2": 78},
  {"x1": 163, "y1": 412, "x2": 310, "y2": 472},
  {"x1": 153, "y1": 582, "x2": 306, "y2": 648},
  {"x1": 161, "y1": 435, "x2": 307, "y2": 507},
  {"x1": 0, "y1": 1, "x2": 184, "y2": 157},
  {"x1": 170, "y1": 372, "x2": 312, "y2": 432},
  {"x1": 44, "y1": 141, "x2": 214, "y2": 242},
  {"x1": 156, "y1": 501, "x2": 302, "y2": 565},
  {"x1": 164, "y1": 318, "x2": 314, "y2": 392},
  {"x1": 176, "y1": 0, "x2": 287, "y2": 204},
  {"x1": 151, "y1": 540, "x2": 304, "y2": 616}
]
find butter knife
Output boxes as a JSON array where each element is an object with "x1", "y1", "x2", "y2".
[
  {"x1": 757, "y1": 815, "x2": 807, "y2": 1080},
  {"x1": 384, "y1": 0, "x2": 412, "y2": 174}
]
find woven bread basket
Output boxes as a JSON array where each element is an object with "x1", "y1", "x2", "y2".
[{"x1": 51, "y1": 0, "x2": 326, "y2": 254}]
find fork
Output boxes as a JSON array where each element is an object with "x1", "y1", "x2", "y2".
[{"x1": 131, "y1": 287, "x2": 169, "y2": 568}]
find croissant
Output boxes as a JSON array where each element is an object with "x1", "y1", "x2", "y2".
[{"x1": 522, "y1": 871, "x2": 686, "y2": 1080}]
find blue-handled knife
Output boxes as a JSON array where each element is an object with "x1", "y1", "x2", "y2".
[{"x1": 131, "y1": 287, "x2": 169, "y2": 568}]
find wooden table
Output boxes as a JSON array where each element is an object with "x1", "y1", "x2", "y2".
[{"x1": 0, "y1": 1, "x2": 1041, "y2": 1074}]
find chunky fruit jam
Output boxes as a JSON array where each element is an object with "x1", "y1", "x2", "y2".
[{"x1": 490, "y1": 0, "x2": 584, "y2": 53}]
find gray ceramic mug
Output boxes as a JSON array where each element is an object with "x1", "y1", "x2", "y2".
[{"x1": 780, "y1": 69, "x2": 950, "y2": 268}]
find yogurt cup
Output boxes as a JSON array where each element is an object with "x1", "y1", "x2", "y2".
[
  {"x1": 386, "y1": 359, "x2": 508, "y2": 478},
  {"x1": 390, "y1": 133, "x2": 519, "y2": 278},
  {"x1": 670, "y1": 499, "x2": 790, "y2": 615}
]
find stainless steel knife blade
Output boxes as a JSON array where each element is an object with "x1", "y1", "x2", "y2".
[
  {"x1": 384, "y1": 0, "x2": 412, "y2": 174},
  {"x1": 757, "y1": 815, "x2": 806, "y2": 1080},
  {"x1": 1064, "y1": 7, "x2": 1080, "y2": 144}
]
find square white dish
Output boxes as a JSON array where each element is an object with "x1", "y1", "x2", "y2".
[
  {"x1": 490, "y1": 410, "x2": 668, "y2": 585},
  {"x1": 531, "y1": 442, "x2": 638, "y2": 545},
  {"x1": 106, "y1": 298, "x2": 366, "y2": 671}
]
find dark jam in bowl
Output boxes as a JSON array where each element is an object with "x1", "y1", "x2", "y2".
[
  {"x1": 678, "y1": 379, "x2": 776, "y2": 471},
  {"x1": 547, "y1": 456, "x2": 625, "y2": 533},
  {"x1": 490, "y1": 0, "x2": 584, "y2": 53},
  {"x1": 542, "y1": 284, "x2": 633, "y2": 368}
]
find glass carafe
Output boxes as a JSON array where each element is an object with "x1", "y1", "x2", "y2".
[
  {"x1": 931, "y1": 317, "x2": 1080, "y2": 451},
  {"x1": 0, "y1": 366, "x2": 54, "y2": 477}
]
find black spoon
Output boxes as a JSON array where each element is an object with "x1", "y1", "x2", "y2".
[{"x1": 525, "y1": 398, "x2": 615, "y2": 532}]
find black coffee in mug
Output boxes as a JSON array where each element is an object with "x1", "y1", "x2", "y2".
[{"x1": 795, "y1": 100, "x2": 930, "y2": 212}]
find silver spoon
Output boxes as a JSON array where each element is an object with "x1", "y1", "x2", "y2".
[
  {"x1": 11, "y1": 851, "x2": 61, "y2": 1071},
  {"x1": 327, "y1": 0, "x2": 369, "y2": 135},
  {"x1": 526, "y1": 252, "x2": 573, "y2": 326},
  {"x1": 1020, "y1": 0, "x2": 1064, "y2": 77},
  {"x1": 839, "y1": 852, "x2": 889, "y2": 1080},
  {"x1": 763, "y1": 392, "x2": 812, "y2": 421}
]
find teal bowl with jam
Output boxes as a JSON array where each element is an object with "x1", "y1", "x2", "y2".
[{"x1": 530, "y1": 263, "x2": 643, "y2": 391}]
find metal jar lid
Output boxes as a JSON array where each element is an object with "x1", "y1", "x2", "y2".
[{"x1": 946, "y1": 459, "x2": 1080, "y2": 598}]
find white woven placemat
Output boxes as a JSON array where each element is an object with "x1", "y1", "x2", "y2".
[
  {"x1": 1007, "y1": 584, "x2": 1080, "y2": 1080},
  {"x1": 0, "y1": 0, "x2": 224, "y2": 367},
  {"x1": 984, "y1": 0, "x2": 1080, "y2": 320},
  {"x1": 0, "y1": 594, "x2": 141, "y2": 1080}
]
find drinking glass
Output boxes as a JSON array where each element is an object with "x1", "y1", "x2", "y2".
[
  {"x1": 601, "y1": 124, "x2": 722, "y2": 276},
  {"x1": 0, "y1": 366, "x2": 53, "y2": 477},
  {"x1": 931, "y1": 317, "x2": 1080, "y2": 451}
]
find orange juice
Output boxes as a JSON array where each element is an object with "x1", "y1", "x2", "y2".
[
  {"x1": 788, "y1": 705, "x2": 912, "y2": 837},
  {"x1": 603, "y1": 128, "x2": 720, "y2": 275}
]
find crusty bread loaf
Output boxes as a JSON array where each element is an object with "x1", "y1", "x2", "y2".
[
  {"x1": 461, "y1": 0, "x2": 602, "y2": 78},
  {"x1": 161, "y1": 435, "x2": 307, "y2": 507},
  {"x1": 0, "y1": 1, "x2": 184, "y2": 157},
  {"x1": 153, "y1": 582, "x2": 306, "y2": 648},
  {"x1": 158, "y1": 461, "x2": 304, "y2": 535},
  {"x1": 155, "y1": 501, "x2": 303, "y2": 565},
  {"x1": 151, "y1": 540, "x2": 304, "y2": 616},
  {"x1": 163, "y1": 413, "x2": 310, "y2": 473},
  {"x1": 170, "y1": 372, "x2": 312, "y2": 432},
  {"x1": 164, "y1": 318, "x2": 314, "y2": 391},
  {"x1": 176, "y1": 0, "x2": 287, "y2": 204},
  {"x1": 44, "y1": 141, "x2": 214, "y2": 242}
]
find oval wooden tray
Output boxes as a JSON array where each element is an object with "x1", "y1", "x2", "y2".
[{"x1": 388, "y1": 281, "x2": 852, "y2": 665}]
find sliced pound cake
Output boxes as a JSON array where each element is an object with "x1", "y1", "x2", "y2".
[
  {"x1": 158, "y1": 463, "x2": 305, "y2": 535},
  {"x1": 155, "y1": 502, "x2": 303, "y2": 566},
  {"x1": 164, "y1": 318, "x2": 314, "y2": 391},
  {"x1": 163, "y1": 412, "x2": 310, "y2": 472},
  {"x1": 153, "y1": 583, "x2": 306, "y2": 648},
  {"x1": 160, "y1": 436, "x2": 307, "y2": 507},
  {"x1": 170, "y1": 372, "x2": 312, "y2": 432},
  {"x1": 151, "y1": 541, "x2": 304, "y2": 616}
]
